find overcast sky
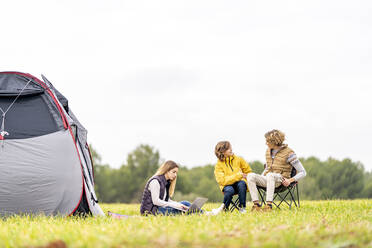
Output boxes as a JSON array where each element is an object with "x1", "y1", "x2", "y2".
[{"x1": 2, "y1": 0, "x2": 372, "y2": 171}]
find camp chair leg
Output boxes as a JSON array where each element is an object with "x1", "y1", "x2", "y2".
[
  {"x1": 258, "y1": 188, "x2": 266, "y2": 206},
  {"x1": 272, "y1": 193, "x2": 281, "y2": 209},
  {"x1": 274, "y1": 194, "x2": 286, "y2": 209},
  {"x1": 273, "y1": 192, "x2": 290, "y2": 209},
  {"x1": 283, "y1": 188, "x2": 294, "y2": 209},
  {"x1": 278, "y1": 196, "x2": 291, "y2": 209},
  {"x1": 274, "y1": 189, "x2": 292, "y2": 209},
  {"x1": 229, "y1": 196, "x2": 240, "y2": 212},
  {"x1": 272, "y1": 201, "x2": 280, "y2": 209},
  {"x1": 296, "y1": 184, "x2": 300, "y2": 207},
  {"x1": 230, "y1": 202, "x2": 238, "y2": 212},
  {"x1": 288, "y1": 188, "x2": 297, "y2": 208},
  {"x1": 281, "y1": 186, "x2": 300, "y2": 209}
]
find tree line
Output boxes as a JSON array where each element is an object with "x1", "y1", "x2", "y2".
[{"x1": 91, "y1": 144, "x2": 372, "y2": 203}]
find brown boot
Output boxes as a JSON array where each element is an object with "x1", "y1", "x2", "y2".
[
  {"x1": 262, "y1": 205, "x2": 272, "y2": 212},
  {"x1": 251, "y1": 205, "x2": 262, "y2": 212}
]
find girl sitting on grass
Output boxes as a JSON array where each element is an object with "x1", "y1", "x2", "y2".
[
  {"x1": 246, "y1": 129, "x2": 307, "y2": 211},
  {"x1": 213, "y1": 141, "x2": 252, "y2": 214},
  {"x1": 140, "y1": 160, "x2": 190, "y2": 215}
]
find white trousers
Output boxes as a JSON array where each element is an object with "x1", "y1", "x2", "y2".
[{"x1": 247, "y1": 172, "x2": 283, "y2": 202}]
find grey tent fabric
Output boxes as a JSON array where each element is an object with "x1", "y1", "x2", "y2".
[
  {"x1": 41, "y1": 75, "x2": 69, "y2": 112},
  {"x1": 43, "y1": 74, "x2": 94, "y2": 184},
  {"x1": 0, "y1": 71, "x2": 104, "y2": 216},
  {"x1": 0, "y1": 130, "x2": 82, "y2": 215},
  {"x1": 67, "y1": 110, "x2": 94, "y2": 182},
  {"x1": 0, "y1": 73, "x2": 44, "y2": 95}
]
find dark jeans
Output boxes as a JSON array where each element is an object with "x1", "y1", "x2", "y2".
[
  {"x1": 223, "y1": 180, "x2": 247, "y2": 209},
  {"x1": 157, "y1": 201, "x2": 191, "y2": 215}
]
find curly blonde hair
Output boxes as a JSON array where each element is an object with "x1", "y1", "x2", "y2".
[
  {"x1": 265, "y1": 129, "x2": 286, "y2": 146},
  {"x1": 215, "y1": 141, "x2": 231, "y2": 162}
]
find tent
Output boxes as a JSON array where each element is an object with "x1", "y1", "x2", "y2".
[{"x1": 0, "y1": 71, "x2": 104, "y2": 216}]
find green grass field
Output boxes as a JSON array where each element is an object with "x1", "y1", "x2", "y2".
[{"x1": 0, "y1": 200, "x2": 371, "y2": 248}]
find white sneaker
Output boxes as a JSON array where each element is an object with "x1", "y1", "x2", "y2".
[
  {"x1": 207, "y1": 204, "x2": 224, "y2": 216},
  {"x1": 205, "y1": 209, "x2": 218, "y2": 216},
  {"x1": 239, "y1": 208, "x2": 247, "y2": 213}
]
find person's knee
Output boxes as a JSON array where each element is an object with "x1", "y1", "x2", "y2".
[
  {"x1": 266, "y1": 173, "x2": 275, "y2": 179},
  {"x1": 223, "y1": 186, "x2": 234, "y2": 196},
  {"x1": 247, "y1": 173, "x2": 255, "y2": 182},
  {"x1": 237, "y1": 181, "x2": 247, "y2": 191}
]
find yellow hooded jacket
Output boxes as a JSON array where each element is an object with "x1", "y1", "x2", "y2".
[{"x1": 214, "y1": 155, "x2": 252, "y2": 191}]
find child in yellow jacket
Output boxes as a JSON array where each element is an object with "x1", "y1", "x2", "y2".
[{"x1": 213, "y1": 141, "x2": 252, "y2": 213}]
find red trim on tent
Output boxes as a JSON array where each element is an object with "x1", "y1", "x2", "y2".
[{"x1": 0, "y1": 71, "x2": 86, "y2": 216}]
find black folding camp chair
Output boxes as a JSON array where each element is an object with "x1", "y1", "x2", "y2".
[
  {"x1": 257, "y1": 166, "x2": 300, "y2": 209},
  {"x1": 229, "y1": 194, "x2": 241, "y2": 212},
  {"x1": 222, "y1": 192, "x2": 243, "y2": 212}
]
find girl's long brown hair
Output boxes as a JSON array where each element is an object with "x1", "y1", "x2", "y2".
[
  {"x1": 154, "y1": 160, "x2": 179, "y2": 197},
  {"x1": 215, "y1": 141, "x2": 231, "y2": 162}
]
